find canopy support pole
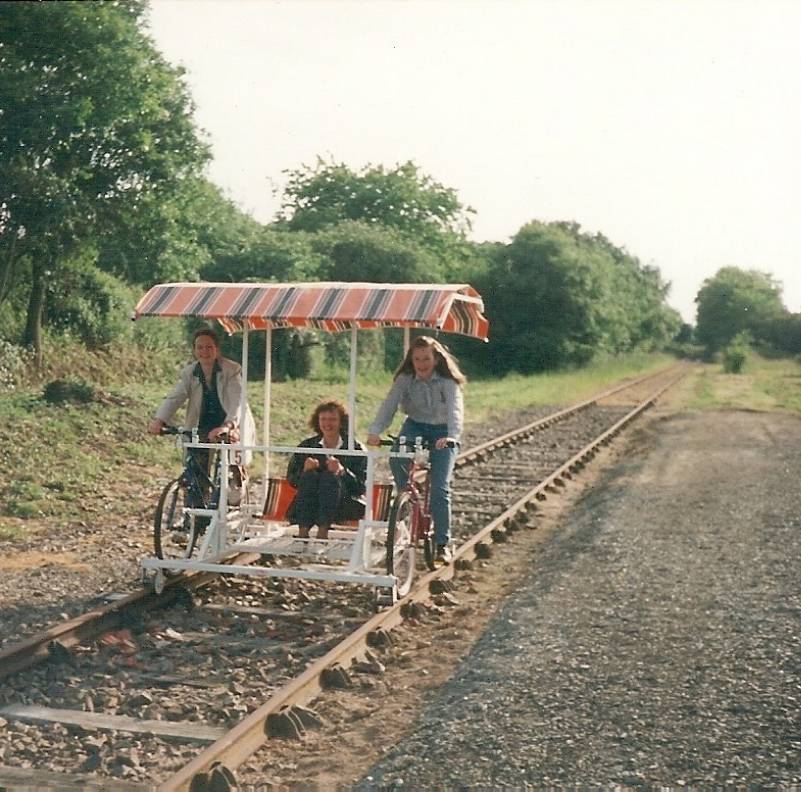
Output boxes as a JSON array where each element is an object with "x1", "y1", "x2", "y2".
[
  {"x1": 347, "y1": 327, "x2": 373, "y2": 521},
  {"x1": 263, "y1": 327, "x2": 272, "y2": 487},
  {"x1": 403, "y1": 326, "x2": 410, "y2": 355},
  {"x1": 239, "y1": 325, "x2": 249, "y2": 435},
  {"x1": 347, "y1": 327, "x2": 357, "y2": 451}
]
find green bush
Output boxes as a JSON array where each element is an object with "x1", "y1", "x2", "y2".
[
  {"x1": 722, "y1": 347, "x2": 747, "y2": 373},
  {"x1": 663, "y1": 342, "x2": 706, "y2": 361},
  {"x1": 722, "y1": 331, "x2": 752, "y2": 374},
  {"x1": 43, "y1": 378, "x2": 98, "y2": 405},
  {"x1": 45, "y1": 257, "x2": 136, "y2": 348}
]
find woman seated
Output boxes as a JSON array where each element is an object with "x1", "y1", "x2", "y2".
[{"x1": 286, "y1": 399, "x2": 367, "y2": 540}]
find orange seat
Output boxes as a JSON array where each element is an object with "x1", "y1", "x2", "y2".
[
  {"x1": 262, "y1": 478, "x2": 394, "y2": 524},
  {"x1": 262, "y1": 477, "x2": 298, "y2": 522}
]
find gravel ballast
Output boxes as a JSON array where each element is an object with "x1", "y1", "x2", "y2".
[{"x1": 357, "y1": 410, "x2": 801, "y2": 789}]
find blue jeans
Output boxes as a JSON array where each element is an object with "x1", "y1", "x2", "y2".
[{"x1": 389, "y1": 419, "x2": 458, "y2": 547}]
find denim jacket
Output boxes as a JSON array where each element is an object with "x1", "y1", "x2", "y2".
[{"x1": 368, "y1": 373, "x2": 463, "y2": 440}]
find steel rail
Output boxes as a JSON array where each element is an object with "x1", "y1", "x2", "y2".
[
  {"x1": 456, "y1": 362, "x2": 683, "y2": 467},
  {"x1": 0, "y1": 364, "x2": 679, "y2": 683},
  {"x1": 158, "y1": 366, "x2": 687, "y2": 791},
  {"x1": 0, "y1": 553, "x2": 259, "y2": 682},
  {"x1": 453, "y1": 367, "x2": 686, "y2": 563}
]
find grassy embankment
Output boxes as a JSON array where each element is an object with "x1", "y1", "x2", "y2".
[
  {"x1": 0, "y1": 350, "x2": 679, "y2": 542},
  {"x1": 684, "y1": 355, "x2": 801, "y2": 413}
]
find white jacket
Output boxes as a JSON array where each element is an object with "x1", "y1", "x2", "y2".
[{"x1": 155, "y1": 357, "x2": 256, "y2": 464}]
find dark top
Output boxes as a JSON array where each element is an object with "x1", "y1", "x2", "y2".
[
  {"x1": 195, "y1": 361, "x2": 226, "y2": 441},
  {"x1": 286, "y1": 435, "x2": 367, "y2": 500}
]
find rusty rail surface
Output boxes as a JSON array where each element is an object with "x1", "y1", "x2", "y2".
[
  {"x1": 0, "y1": 364, "x2": 678, "y2": 683},
  {"x1": 160, "y1": 366, "x2": 687, "y2": 791},
  {"x1": 0, "y1": 555, "x2": 259, "y2": 682},
  {"x1": 0, "y1": 364, "x2": 687, "y2": 791}
]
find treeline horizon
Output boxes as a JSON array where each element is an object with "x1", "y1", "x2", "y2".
[{"x1": 1, "y1": 2, "x2": 798, "y2": 388}]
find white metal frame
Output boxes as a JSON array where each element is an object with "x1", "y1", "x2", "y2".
[{"x1": 141, "y1": 325, "x2": 414, "y2": 596}]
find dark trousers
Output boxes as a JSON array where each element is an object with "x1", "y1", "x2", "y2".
[{"x1": 292, "y1": 470, "x2": 346, "y2": 528}]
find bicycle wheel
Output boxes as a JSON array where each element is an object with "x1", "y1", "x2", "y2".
[
  {"x1": 386, "y1": 491, "x2": 416, "y2": 597},
  {"x1": 154, "y1": 477, "x2": 201, "y2": 561}
]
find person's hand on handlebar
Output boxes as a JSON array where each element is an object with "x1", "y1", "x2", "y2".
[
  {"x1": 366, "y1": 433, "x2": 382, "y2": 447},
  {"x1": 208, "y1": 424, "x2": 239, "y2": 442},
  {"x1": 148, "y1": 418, "x2": 166, "y2": 435},
  {"x1": 434, "y1": 437, "x2": 457, "y2": 450}
]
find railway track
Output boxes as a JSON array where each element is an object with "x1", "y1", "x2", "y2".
[{"x1": 0, "y1": 364, "x2": 687, "y2": 790}]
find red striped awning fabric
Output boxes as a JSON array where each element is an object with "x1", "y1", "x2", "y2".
[{"x1": 133, "y1": 282, "x2": 489, "y2": 340}]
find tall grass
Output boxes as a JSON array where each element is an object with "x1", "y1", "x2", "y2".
[{"x1": 464, "y1": 352, "x2": 674, "y2": 422}]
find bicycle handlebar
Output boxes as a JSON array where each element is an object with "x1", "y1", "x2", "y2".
[
  {"x1": 376, "y1": 435, "x2": 457, "y2": 450},
  {"x1": 159, "y1": 425, "x2": 232, "y2": 441}
]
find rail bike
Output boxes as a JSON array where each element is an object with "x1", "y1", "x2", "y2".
[{"x1": 133, "y1": 282, "x2": 489, "y2": 604}]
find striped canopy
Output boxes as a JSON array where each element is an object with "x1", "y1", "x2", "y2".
[{"x1": 134, "y1": 282, "x2": 489, "y2": 340}]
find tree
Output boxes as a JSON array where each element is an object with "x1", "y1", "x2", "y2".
[
  {"x1": 762, "y1": 312, "x2": 801, "y2": 356},
  {"x1": 309, "y1": 220, "x2": 445, "y2": 283},
  {"x1": 98, "y1": 177, "x2": 261, "y2": 286},
  {"x1": 0, "y1": 1, "x2": 208, "y2": 363},
  {"x1": 201, "y1": 226, "x2": 324, "y2": 284},
  {"x1": 474, "y1": 221, "x2": 680, "y2": 374},
  {"x1": 695, "y1": 267, "x2": 784, "y2": 353},
  {"x1": 277, "y1": 158, "x2": 474, "y2": 250}
]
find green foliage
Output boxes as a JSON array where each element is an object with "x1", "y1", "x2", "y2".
[
  {"x1": 131, "y1": 314, "x2": 189, "y2": 355},
  {"x1": 99, "y1": 177, "x2": 262, "y2": 286},
  {"x1": 278, "y1": 159, "x2": 473, "y2": 245},
  {"x1": 674, "y1": 323, "x2": 694, "y2": 344},
  {"x1": 695, "y1": 267, "x2": 784, "y2": 353},
  {"x1": 473, "y1": 221, "x2": 679, "y2": 374},
  {"x1": 220, "y1": 327, "x2": 317, "y2": 382},
  {"x1": 42, "y1": 378, "x2": 98, "y2": 405},
  {"x1": 202, "y1": 227, "x2": 324, "y2": 283},
  {"x1": 0, "y1": 1, "x2": 209, "y2": 358},
  {"x1": 760, "y1": 311, "x2": 801, "y2": 357},
  {"x1": 721, "y1": 330, "x2": 752, "y2": 374},
  {"x1": 45, "y1": 252, "x2": 137, "y2": 347},
  {"x1": 310, "y1": 220, "x2": 445, "y2": 283},
  {"x1": 722, "y1": 347, "x2": 747, "y2": 374},
  {"x1": 0, "y1": 330, "x2": 184, "y2": 389},
  {"x1": 0, "y1": 339, "x2": 33, "y2": 391}
]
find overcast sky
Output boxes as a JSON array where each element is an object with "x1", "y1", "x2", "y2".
[{"x1": 147, "y1": 0, "x2": 801, "y2": 323}]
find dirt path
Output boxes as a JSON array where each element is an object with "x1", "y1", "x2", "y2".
[
  {"x1": 353, "y1": 409, "x2": 801, "y2": 789},
  {"x1": 237, "y1": 406, "x2": 801, "y2": 789}
]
